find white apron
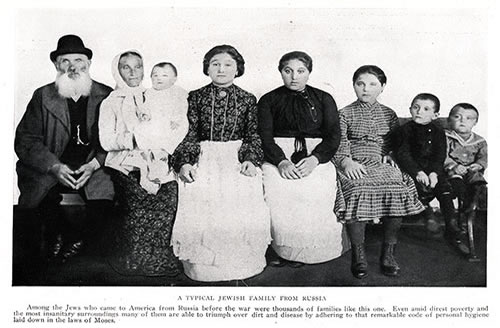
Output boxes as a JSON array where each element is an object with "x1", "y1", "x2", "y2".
[
  {"x1": 262, "y1": 138, "x2": 348, "y2": 264},
  {"x1": 171, "y1": 140, "x2": 271, "y2": 281}
]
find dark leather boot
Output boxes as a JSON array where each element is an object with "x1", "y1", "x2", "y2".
[
  {"x1": 60, "y1": 240, "x2": 84, "y2": 263},
  {"x1": 268, "y1": 257, "x2": 287, "y2": 267},
  {"x1": 380, "y1": 243, "x2": 400, "y2": 277},
  {"x1": 351, "y1": 243, "x2": 368, "y2": 279},
  {"x1": 445, "y1": 217, "x2": 464, "y2": 235},
  {"x1": 47, "y1": 234, "x2": 64, "y2": 260},
  {"x1": 464, "y1": 197, "x2": 479, "y2": 215},
  {"x1": 444, "y1": 219, "x2": 470, "y2": 255}
]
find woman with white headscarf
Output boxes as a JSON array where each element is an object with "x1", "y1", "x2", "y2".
[{"x1": 99, "y1": 50, "x2": 187, "y2": 277}]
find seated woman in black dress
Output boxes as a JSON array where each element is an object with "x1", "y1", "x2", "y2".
[{"x1": 258, "y1": 51, "x2": 349, "y2": 268}]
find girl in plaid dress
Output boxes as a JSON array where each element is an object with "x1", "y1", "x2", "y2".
[{"x1": 333, "y1": 65, "x2": 424, "y2": 279}]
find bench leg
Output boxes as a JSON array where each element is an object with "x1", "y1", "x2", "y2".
[{"x1": 466, "y1": 210, "x2": 480, "y2": 262}]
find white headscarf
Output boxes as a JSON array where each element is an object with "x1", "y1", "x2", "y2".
[
  {"x1": 106, "y1": 50, "x2": 175, "y2": 194},
  {"x1": 108, "y1": 50, "x2": 150, "y2": 131}
]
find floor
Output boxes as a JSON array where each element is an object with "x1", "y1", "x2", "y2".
[{"x1": 12, "y1": 207, "x2": 487, "y2": 287}]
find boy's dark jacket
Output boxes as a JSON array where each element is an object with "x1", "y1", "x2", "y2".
[{"x1": 392, "y1": 120, "x2": 447, "y2": 178}]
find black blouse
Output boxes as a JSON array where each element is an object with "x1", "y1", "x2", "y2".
[{"x1": 257, "y1": 85, "x2": 340, "y2": 166}]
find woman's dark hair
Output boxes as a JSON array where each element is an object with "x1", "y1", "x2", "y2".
[
  {"x1": 119, "y1": 51, "x2": 142, "y2": 61},
  {"x1": 449, "y1": 103, "x2": 480, "y2": 120},
  {"x1": 352, "y1": 65, "x2": 387, "y2": 85},
  {"x1": 203, "y1": 45, "x2": 245, "y2": 77},
  {"x1": 278, "y1": 51, "x2": 313, "y2": 73}
]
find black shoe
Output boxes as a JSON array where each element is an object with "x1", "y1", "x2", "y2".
[
  {"x1": 446, "y1": 218, "x2": 464, "y2": 234},
  {"x1": 60, "y1": 240, "x2": 84, "y2": 263},
  {"x1": 287, "y1": 260, "x2": 304, "y2": 268},
  {"x1": 268, "y1": 257, "x2": 287, "y2": 267},
  {"x1": 380, "y1": 243, "x2": 400, "y2": 277},
  {"x1": 444, "y1": 230, "x2": 470, "y2": 255},
  {"x1": 351, "y1": 243, "x2": 368, "y2": 279},
  {"x1": 47, "y1": 234, "x2": 64, "y2": 260}
]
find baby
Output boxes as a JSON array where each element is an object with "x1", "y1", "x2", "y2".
[
  {"x1": 444, "y1": 103, "x2": 487, "y2": 212},
  {"x1": 123, "y1": 62, "x2": 188, "y2": 194},
  {"x1": 394, "y1": 93, "x2": 468, "y2": 254},
  {"x1": 145, "y1": 62, "x2": 187, "y2": 129}
]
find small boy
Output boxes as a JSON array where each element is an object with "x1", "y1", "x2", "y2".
[
  {"x1": 122, "y1": 62, "x2": 188, "y2": 194},
  {"x1": 444, "y1": 103, "x2": 487, "y2": 212},
  {"x1": 393, "y1": 93, "x2": 468, "y2": 254}
]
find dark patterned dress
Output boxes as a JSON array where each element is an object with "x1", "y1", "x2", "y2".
[
  {"x1": 109, "y1": 172, "x2": 180, "y2": 277},
  {"x1": 100, "y1": 49, "x2": 183, "y2": 277},
  {"x1": 172, "y1": 83, "x2": 263, "y2": 170},
  {"x1": 333, "y1": 100, "x2": 424, "y2": 222},
  {"x1": 171, "y1": 83, "x2": 270, "y2": 282}
]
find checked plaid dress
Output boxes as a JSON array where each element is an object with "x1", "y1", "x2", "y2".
[{"x1": 333, "y1": 101, "x2": 424, "y2": 222}]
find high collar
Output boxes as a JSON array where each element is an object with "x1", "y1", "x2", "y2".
[
  {"x1": 409, "y1": 120, "x2": 438, "y2": 128},
  {"x1": 210, "y1": 83, "x2": 236, "y2": 99},
  {"x1": 356, "y1": 99, "x2": 379, "y2": 109},
  {"x1": 211, "y1": 83, "x2": 234, "y2": 91},
  {"x1": 282, "y1": 85, "x2": 309, "y2": 95}
]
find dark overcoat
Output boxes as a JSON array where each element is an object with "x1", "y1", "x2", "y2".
[{"x1": 15, "y1": 81, "x2": 115, "y2": 208}]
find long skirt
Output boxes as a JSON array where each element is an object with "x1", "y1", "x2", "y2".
[
  {"x1": 108, "y1": 170, "x2": 181, "y2": 277},
  {"x1": 171, "y1": 141, "x2": 271, "y2": 282},
  {"x1": 262, "y1": 138, "x2": 349, "y2": 264},
  {"x1": 335, "y1": 158, "x2": 425, "y2": 222}
]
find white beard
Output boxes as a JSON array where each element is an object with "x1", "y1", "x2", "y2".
[{"x1": 55, "y1": 71, "x2": 92, "y2": 99}]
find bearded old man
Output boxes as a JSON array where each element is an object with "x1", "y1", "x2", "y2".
[{"x1": 15, "y1": 35, "x2": 114, "y2": 264}]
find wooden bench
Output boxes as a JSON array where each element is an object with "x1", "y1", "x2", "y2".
[{"x1": 56, "y1": 117, "x2": 484, "y2": 261}]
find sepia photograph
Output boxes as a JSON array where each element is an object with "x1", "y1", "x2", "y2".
[{"x1": 3, "y1": 0, "x2": 499, "y2": 327}]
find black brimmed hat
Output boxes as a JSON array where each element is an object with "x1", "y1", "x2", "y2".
[{"x1": 50, "y1": 35, "x2": 93, "y2": 62}]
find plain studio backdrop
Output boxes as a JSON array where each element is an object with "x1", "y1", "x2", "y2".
[{"x1": 13, "y1": 7, "x2": 487, "y2": 202}]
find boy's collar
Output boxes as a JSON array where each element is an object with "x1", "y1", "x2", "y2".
[
  {"x1": 446, "y1": 129, "x2": 479, "y2": 144},
  {"x1": 411, "y1": 120, "x2": 437, "y2": 127}
]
